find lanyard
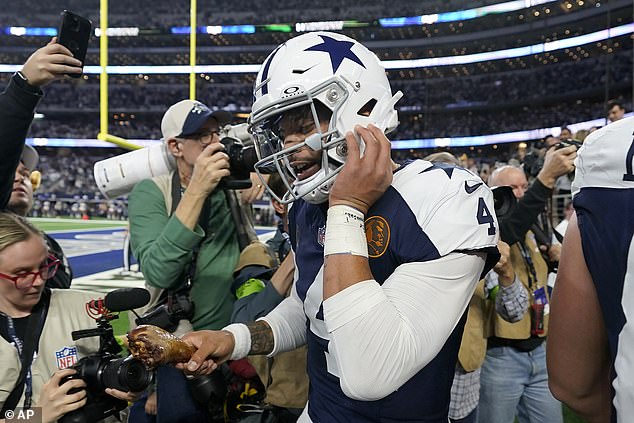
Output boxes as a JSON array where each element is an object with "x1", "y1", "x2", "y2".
[
  {"x1": 5, "y1": 316, "x2": 33, "y2": 409},
  {"x1": 518, "y1": 241, "x2": 540, "y2": 291}
]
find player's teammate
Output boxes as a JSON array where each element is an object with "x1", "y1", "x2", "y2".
[
  {"x1": 548, "y1": 116, "x2": 634, "y2": 423},
  {"x1": 179, "y1": 31, "x2": 500, "y2": 422}
]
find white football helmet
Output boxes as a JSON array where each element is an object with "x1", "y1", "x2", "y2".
[{"x1": 248, "y1": 31, "x2": 403, "y2": 204}]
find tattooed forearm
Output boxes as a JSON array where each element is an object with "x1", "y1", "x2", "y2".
[{"x1": 246, "y1": 320, "x2": 275, "y2": 355}]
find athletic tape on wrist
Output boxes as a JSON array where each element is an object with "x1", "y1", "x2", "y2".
[
  {"x1": 324, "y1": 205, "x2": 368, "y2": 258},
  {"x1": 223, "y1": 323, "x2": 252, "y2": 360}
]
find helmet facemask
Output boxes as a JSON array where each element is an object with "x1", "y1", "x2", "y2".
[{"x1": 250, "y1": 77, "x2": 352, "y2": 204}]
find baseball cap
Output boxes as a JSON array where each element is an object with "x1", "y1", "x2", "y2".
[
  {"x1": 21, "y1": 144, "x2": 39, "y2": 170},
  {"x1": 161, "y1": 99, "x2": 232, "y2": 141}
]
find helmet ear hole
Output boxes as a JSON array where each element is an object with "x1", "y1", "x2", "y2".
[{"x1": 357, "y1": 99, "x2": 377, "y2": 117}]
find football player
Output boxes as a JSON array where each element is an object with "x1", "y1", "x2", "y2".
[
  {"x1": 179, "y1": 32, "x2": 500, "y2": 422},
  {"x1": 548, "y1": 116, "x2": 634, "y2": 423}
]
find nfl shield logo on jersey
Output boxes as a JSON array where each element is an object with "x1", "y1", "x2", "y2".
[
  {"x1": 55, "y1": 346, "x2": 78, "y2": 369},
  {"x1": 317, "y1": 225, "x2": 326, "y2": 247}
]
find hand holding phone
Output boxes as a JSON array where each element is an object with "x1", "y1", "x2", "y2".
[{"x1": 20, "y1": 38, "x2": 83, "y2": 87}]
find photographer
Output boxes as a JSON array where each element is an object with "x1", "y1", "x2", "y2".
[
  {"x1": 478, "y1": 145, "x2": 575, "y2": 423},
  {"x1": 128, "y1": 100, "x2": 240, "y2": 422},
  {"x1": 1, "y1": 38, "x2": 82, "y2": 210},
  {"x1": 0, "y1": 212, "x2": 135, "y2": 423},
  {"x1": 496, "y1": 144, "x2": 577, "y2": 246}
]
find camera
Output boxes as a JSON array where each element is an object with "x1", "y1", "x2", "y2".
[
  {"x1": 93, "y1": 123, "x2": 264, "y2": 199},
  {"x1": 135, "y1": 290, "x2": 194, "y2": 333},
  {"x1": 523, "y1": 138, "x2": 582, "y2": 178},
  {"x1": 218, "y1": 123, "x2": 260, "y2": 190},
  {"x1": 59, "y1": 290, "x2": 154, "y2": 423}
]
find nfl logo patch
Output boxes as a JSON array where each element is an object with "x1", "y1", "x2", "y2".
[
  {"x1": 317, "y1": 225, "x2": 326, "y2": 247},
  {"x1": 55, "y1": 346, "x2": 78, "y2": 369}
]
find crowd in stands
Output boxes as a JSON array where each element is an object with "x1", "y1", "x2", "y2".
[
  {"x1": 34, "y1": 49, "x2": 630, "y2": 113},
  {"x1": 27, "y1": 94, "x2": 631, "y2": 140}
]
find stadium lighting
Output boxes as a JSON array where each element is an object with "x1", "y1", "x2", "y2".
[
  {"x1": 296, "y1": 21, "x2": 346, "y2": 32},
  {"x1": 95, "y1": 27, "x2": 140, "y2": 37},
  {"x1": 379, "y1": 0, "x2": 557, "y2": 27}
]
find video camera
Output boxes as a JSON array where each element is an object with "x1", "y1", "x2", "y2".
[
  {"x1": 94, "y1": 123, "x2": 263, "y2": 198},
  {"x1": 59, "y1": 288, "x2": 153, "y2": 423}
]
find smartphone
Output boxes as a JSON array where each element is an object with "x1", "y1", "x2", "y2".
[{"x1": 57, "y1": 10, "x2": 92, "y2": 78}]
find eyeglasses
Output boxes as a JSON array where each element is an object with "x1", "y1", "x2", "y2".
[
  {"x1": 185, "y1": 129, "x2": 221, "y2": 146},
  {"x1": 0, "y1": 255, "x2": 60, "y2": 290}
]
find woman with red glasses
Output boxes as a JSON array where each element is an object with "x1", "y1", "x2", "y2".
[{"x1": 0, "y1": 212, "x2": 134, "y2": 422}]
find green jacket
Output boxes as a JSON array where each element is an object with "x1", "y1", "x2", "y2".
[{"x1": 128, "y1": 174, "x2": 239, "y2": 330}]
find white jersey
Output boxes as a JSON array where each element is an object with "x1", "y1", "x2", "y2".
[
  {"x1": 572, "y1": 116, "x2": 634, "y2": 423},
  {"x1": 270, "y1": 159, "x2": 499, "y2": 422}
]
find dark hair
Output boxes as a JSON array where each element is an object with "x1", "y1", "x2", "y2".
[{"x1": 607, "y1": 100, "x2": 625, "y2": 111}]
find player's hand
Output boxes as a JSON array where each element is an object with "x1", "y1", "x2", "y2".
[
  {"x1": 21, "y1": 38, "x2": 83, "y2": 87},
  {"x1": 537, "y1": 145, "x2": 577, "y2": 188},
  {"x1": 494, "y1": 241, "x2": 515, "y2": 287},
  {"x1": 38, "y1": 368, "x2": 87, "y2": 423},
  {"x1": 186, "y1": 143, "x2": 231, "y2": 197},
  {"x1": 329, "y1": 124, "x2": 393, "y2": 214},
  {"x1": 175, "y1": 330, "x2": 235, "y2": 376},
  {"x1": 240, "y1": 173, "x2": 269, "y2": 203}
]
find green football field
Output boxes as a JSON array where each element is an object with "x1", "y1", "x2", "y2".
[{"x1": 30, "y1": 217, "x2": 127, "y2": 232}]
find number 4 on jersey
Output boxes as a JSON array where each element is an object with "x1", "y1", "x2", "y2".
[{"x1": 477, "y1": 197, "x2": 496, "y2": 236}]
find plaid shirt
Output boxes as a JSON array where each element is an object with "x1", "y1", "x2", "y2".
[
  {"x1": 449, "y1": 274, "x2": 529, "y2": 419},
  {"x1": 486, "y1": 272, "x2": 530, "y2": 323}
]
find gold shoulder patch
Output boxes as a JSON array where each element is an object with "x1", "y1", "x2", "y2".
[{"x1": 365, "y1": 216, "x2": 390, "y2": 258}]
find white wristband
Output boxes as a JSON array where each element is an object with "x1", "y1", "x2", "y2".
[
  {"x1": 223, "y1": 323, "x2": 252, "y2": 360},
  {"x1": 324, "y1": 205, "x2": 368, "y2": 258}
]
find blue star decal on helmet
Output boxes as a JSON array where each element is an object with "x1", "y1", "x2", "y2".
[{"x1": 304, "y1": 35, "x2": 366, "y2": 74}]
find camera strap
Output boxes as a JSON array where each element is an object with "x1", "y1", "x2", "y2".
[
  {"x1": 1, "y1": 288, "x2": 50, "y2": 414},
  {"x1": 170, "y1": 171, "x2": 210, "y2": 287}
]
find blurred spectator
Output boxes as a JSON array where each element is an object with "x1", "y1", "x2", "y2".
[
  {"x1": 559, "y1": 126, "x2": 572, "y2": 140},
  {"x1": 7, "y1": 145, "x2": 73, "y2": 289},
  {"x1": 607, "y1": 99, "x2": 626, "y2": 123}
]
